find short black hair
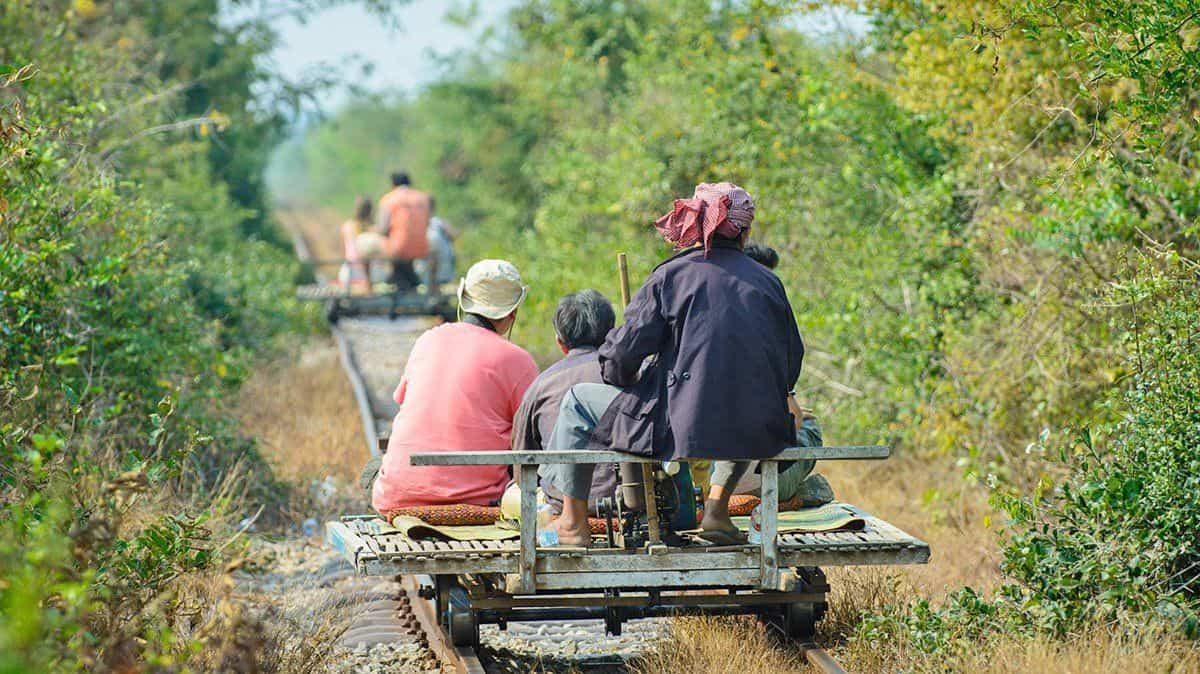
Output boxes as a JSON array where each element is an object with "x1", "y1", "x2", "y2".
[
  {"x1": 554, "y1": 289, "x2": 616, "y2": 350},
  {"x1": 391, "y1": 171, "x2": 411, "y2": 187},
  {"x1": 744, "y1": 243, "x2": 779, "y2": 269}
]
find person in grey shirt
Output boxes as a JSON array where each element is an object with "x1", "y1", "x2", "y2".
[{"x1": 511, "y1": 290, "x2": 618, "y2": 510}]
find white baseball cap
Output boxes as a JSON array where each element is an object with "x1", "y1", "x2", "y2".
[{"x1": 457, "y1": 259, "x2": 529, "y2": 319}]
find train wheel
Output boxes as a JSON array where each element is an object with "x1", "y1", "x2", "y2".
[
  {"x1": 762, "y1": 601, "x2": 825, "y2": 641},
  {"x1": 445, "y1": 583, "x2": 479, "y2": 648},
  {"x1": 434, "y1": 576, "x2": 453, "y2": 627},
  {"x1": 784, "y1": 601, "x2": 822, "y2": 639}
]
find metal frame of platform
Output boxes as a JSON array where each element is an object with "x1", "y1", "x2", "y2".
[{"x1": 326, "y1": 504, "x2": 929, "y2": 591}]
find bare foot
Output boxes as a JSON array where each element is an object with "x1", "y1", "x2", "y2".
[{"x1": 550, "y1": 517, "x2": 591, "y2": 547}]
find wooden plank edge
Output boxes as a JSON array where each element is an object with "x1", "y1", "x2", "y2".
[{"x1": 409, "y1": 445, "x2": 890, "y2": 466}]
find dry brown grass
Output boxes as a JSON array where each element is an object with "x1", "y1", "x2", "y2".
[
  {"x1": 235, "y1": 339, "x2": 365, "y2": 486},
  {"x1": 966, "y1": 627, "x2": 1200, "y2": 674},
  {"x1": 222, "y1": 337, "x2": 384, "y2": 672},
  {"x1": 636, "y1": 578, "x2": 1200, "y2": 674},
  {"x1": 822, "y1": 567, "x2": 918, "y2": 644},
  {"x1": 820, "y1": 454, "x2": 1002, "y2": 599},
  {"x1": 838, "y1": 621, "x2": 1200, "y2": 673},
  {"x1": 631, "y1": 616, "x2": 808, "y2": 674},
  {"x1": 640, "y1": 451, "x2": 1027, "y2": 671},
  {"x1": 172, "y1": 549, "x2": 355, "y2": 674}
]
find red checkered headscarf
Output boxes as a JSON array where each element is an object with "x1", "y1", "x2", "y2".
[{"x1": 654, "y1": 182, "x2": 755, "y2": 255}]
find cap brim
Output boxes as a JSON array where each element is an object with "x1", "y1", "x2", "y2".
[{"x1": 458, "y1": 284, "x2": 528, "y2": 320}]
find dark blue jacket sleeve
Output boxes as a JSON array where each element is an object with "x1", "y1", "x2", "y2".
[{"x1": 599, "y1": 273, "x2": 668, "y2": 387}]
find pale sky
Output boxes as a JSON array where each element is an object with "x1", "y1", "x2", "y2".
[
  {"x1": 257, "y1": 1, "x2": 866, "y2": 111},
  {"x1": 264, "y1": 0, "x2": 517, "y2": 108}
]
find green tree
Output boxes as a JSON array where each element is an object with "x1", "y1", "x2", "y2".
[{"x1": 0, "y1": 0, "x2": 401, "y2": 668}]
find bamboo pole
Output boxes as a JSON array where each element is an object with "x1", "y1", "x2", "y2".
[{"x1": 617, "y1": 253, "x2": 662, "y2": 547}]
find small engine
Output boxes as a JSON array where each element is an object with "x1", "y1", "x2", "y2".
[{"x1": 596, "y1": 461, "x2": 701, "y2": 549}]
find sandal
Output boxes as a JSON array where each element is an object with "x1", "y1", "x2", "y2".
[{"x1": 693, "y1": 527, "x2": 749, "y2": 546}]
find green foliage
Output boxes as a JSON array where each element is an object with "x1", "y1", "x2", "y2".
[
  {"x1": 996, "y1": 252, "x2": 1200, "y2": 634},
  {"x1": 856, "y1": 254, "x2": 1200, "y2": 651},
  {"x1": 853, "y1": 587, "x2": 1026, "y2": 659},
  {"x1": 0, "y1": 0, "x2": 345, "y2": 668},
  {"x1": 281, "y1": 0, "x2": 972, "y2": 451},
  {"x1": 282, "y1": 0, "x2": 1200, "y2": 649}
]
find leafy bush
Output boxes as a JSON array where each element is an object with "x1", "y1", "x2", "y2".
[
  {"x1": 0, "y1": 0, "x2": 326, "y2": 668},
  {"x1": 855, "y1": 252, "x2": 1200, "y2": 654},
  {"x1": 998, "y1": 252, "x2": 1200, "y2": 634},
  {"x1": 275, "y1": 0, "x2": 971, "y2": 453}
]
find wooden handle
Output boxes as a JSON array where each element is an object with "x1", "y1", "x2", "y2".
[
  {"x1": 617, "y1": 252, "x2": 632, "y2": 308},
  {"x1": 615, "y1": 252, "x2": 661, "y2": 546}
]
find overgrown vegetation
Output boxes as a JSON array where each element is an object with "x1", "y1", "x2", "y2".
[
  {"x1": 0, "y1": 0, "x2": 377, "y2": 669},
  {"x1": 5, "y1": 0, "x2": 1199, "y2": 668},
  {"x1": 275, "y1": 0, "x2": 1200, "y2": 663}
]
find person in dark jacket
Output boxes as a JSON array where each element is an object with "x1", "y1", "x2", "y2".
[
  {"x1": 511, "y1": 289, "x2": 619, "y2": 508},
  {"x1": 542, "y1": 182, "x2": 804, "y2": 546}
]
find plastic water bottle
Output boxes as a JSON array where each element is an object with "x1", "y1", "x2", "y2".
[
  {"x1": 747, "y1": 504, "x2": 762, "y2": 544},
  {"x1": 535, "y1": 503, "x2": 559, "y2": 546}
]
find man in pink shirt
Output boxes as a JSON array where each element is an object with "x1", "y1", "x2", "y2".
[{"x1": 370, "y1": 260, "x2": 539, "y2": 516}]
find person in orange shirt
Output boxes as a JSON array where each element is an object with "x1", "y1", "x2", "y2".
[{"x1": 376, "y1": 171, "x2": 434, "y2": 291}]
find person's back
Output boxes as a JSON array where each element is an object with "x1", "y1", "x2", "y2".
[
  {"x1": 372, "y1": 260, "x2": 538, "y2": 514},
  {"x1": 337, "y1": 196, "x2": 374, "y2": 291},
  {"x1": 597, "y1": 241, "x2": 801, "y2": 460},
  {"x1": 539, "y1": 182, "x2": 802, "y2": 546},
  {"x1": 379, "y1": 185, "x2": 431, "y2": 261},
  {"x1": 419, "y1": 216, "x2": 456, "y2": 285},
  {"x1": 373, "y1": 322, "x2": 538, "y2": 511},
  {"x1": 512, "y1": 290, "x2": 619, "y2": 506}
]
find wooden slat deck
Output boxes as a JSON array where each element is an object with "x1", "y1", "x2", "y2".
[
  {"x1": 296, "y1": 284, "x2": 379, "y2": 301},
  {"x1": 325, "y1": 504, "x2": 929, "y2": 589}
]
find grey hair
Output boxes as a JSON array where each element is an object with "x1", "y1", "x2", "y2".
[{"x1": 553, "y1": 289, "x2": 616, "y2": 350}]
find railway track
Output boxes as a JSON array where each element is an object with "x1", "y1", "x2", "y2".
[
  {"x1": 290, "y1": 228, "x2": 659, "y2": 672},
  {"x1": 331, "y1": 317, "x2": 670, "y2": 673},
  {"x1": 326, "y1": 309, "x2": 849, "y2": 674},
  {"x1": 289, "y1": 227, "x2": 850, "y2": 673}
]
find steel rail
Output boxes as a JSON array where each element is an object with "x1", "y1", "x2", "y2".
[
  {"x1": 290, "y1": 223, "x2": 481, "y2": 669},
  {"x1": 299, "y1": 225, "x2": 853, "y2": 672},
  {"x1": 289, "y1": 228, "x2": 317, "y2": 269},
  {"x1": 400, "y1": 575, "x2": 484, "y2": 674},
  {"x1": 290, "y1": 228, "x2": 381, "y2": 459},
  {"x1": 800, "y1": 642, "x2": 848, "y2": 674},
  {"x1": 332, "y1": 325, "x2": 382, "y2": 459}
]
